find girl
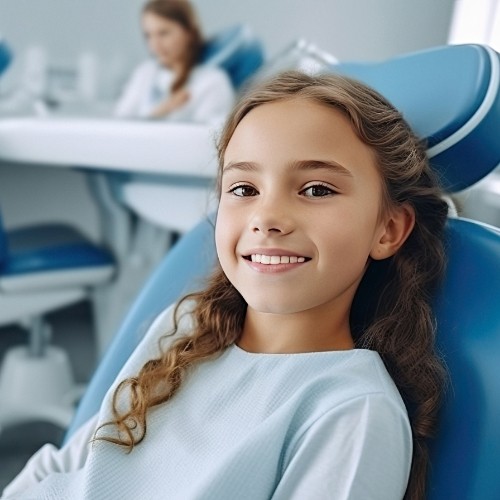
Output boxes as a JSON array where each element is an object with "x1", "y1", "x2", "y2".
[
  {"x1": 114, "y1": 0, "x2": 234, "y2": 124},
  {"x1": 3, "y1": 71, "x2": 448, "y2": 500}
]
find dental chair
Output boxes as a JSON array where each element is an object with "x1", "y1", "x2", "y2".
[
  {"x1": 64, "y1": 43, "x2": 500, "y2": 499},
  {"x1": 0, "y1": 45, "x2": 116, "y2": 433}
]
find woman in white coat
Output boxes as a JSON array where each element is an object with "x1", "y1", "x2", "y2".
[{"x1": 115, "y1": 0, "x2": 235, "y2": 126}]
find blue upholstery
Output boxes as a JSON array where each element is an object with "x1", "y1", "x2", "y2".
[
  {"x1": 0, "y1": 224, "x2": 114, "y2": 276},
  {"x1": 200, "y1": 24, "x2": 265, "y2": 89},
  {"x1": 64, "y1": 44, "x2": 500, "y2": 499},
  {"x1": 428, "y1": 218, "x2": 500, "y2": 500}
]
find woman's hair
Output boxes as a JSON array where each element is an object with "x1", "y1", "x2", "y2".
[
  {"x1": 96, "y1": 71, "x2": 448, "y2": 500},
  {"x1": 142, "y1": 0, "x2": 203, "y2": 91}
]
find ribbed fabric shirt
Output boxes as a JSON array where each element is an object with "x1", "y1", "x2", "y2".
[{"x1": 3, "y1": 303, "x2": 412, "y2": 499}]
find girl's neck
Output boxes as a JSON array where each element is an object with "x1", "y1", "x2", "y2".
[{"x1": 237, "y1": 306, "x2": 354, "y2": 354}]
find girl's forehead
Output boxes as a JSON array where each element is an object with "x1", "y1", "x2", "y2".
[
  {"x1": 227, "y1": 99, "x2": 353, "y2": 148},
  {"x1": 223, "y1": 98, "x2": 376, "y2": 171}
]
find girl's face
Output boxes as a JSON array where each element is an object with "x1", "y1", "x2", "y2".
[
  {"x1": 142, "y1": 11, "x2": 192, "y2": 68},
  {"x1": 216, "y1": 98, "x2": 395, "y2": 320}
]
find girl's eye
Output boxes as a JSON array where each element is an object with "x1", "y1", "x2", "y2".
[
  {"x1": 301, "y1": 184, "x2": 335, "y2": 198},
  {"x1": 229, "y1": 184, "x2": 258, "y2": 197}
]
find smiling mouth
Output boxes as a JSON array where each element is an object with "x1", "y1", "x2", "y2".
[{"x1": 244, "y1": 254, "x2": 311, "y2": 265}]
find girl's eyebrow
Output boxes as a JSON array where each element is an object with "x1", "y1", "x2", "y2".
[
  {"x1": 290, "y1": 159, "x2": 353, "y2": 177},
  {"x1": 223, "y1": 160, "x2": 353, "y2": 177},
  {"x1": 222, "y1": 161, "x2": 259, "y2": 173}
]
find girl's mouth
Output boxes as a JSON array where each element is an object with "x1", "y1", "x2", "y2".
[{"x1": 243, "y1": 254, "x2": 311, "y2": 265}]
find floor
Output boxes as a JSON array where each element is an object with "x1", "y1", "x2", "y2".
[{"x1": 0, "y1": 301, "x2": 96, "y2": 492}]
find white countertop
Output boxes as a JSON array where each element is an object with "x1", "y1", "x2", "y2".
[{"x1": 0, "y1": 116, "x2": 219, "y2": 178}]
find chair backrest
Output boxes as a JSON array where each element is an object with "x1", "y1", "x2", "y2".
[
  {"x1": 66, "y1": 43, "x2": 500, "y2": 499},
  {"x1": 429, "y1": 217, "x2": 500, "y2": 499},
  {"x1": 200, "y1": 24, "x2": 265, "y2": 89}
]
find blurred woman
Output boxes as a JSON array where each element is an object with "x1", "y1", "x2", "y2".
[{"x1": 115, "y1": 0, "x2": 235, "y2": 126}]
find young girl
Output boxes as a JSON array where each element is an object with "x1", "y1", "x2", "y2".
[
  {"x1": 2, "y1": 71, "x2": 448, "y2": 500},
  {"x1": 114, "y1": 0, "x2": 234, "y2": 124}
]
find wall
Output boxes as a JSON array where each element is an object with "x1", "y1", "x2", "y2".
[
  {"x1": 195, "y1": 0, "x2": 455, "y2": 62},
  {"x1": 0, "y1": 0, "x2": 455, "y2": 96}
]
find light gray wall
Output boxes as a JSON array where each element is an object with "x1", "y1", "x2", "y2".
[
  {"x1": 194, "y1": 0, "x2": 455, "y2": 61},
  {"x1": 0, "y1": 0, "x2": 455, "y2": 233},
  {"x1": 0, "y1": 0, "x2": 455, "y2": 96}
]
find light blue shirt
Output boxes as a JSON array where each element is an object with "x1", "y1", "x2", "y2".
[{"x1": 3, "y1": 303, "x2": 412, "y2": 499}]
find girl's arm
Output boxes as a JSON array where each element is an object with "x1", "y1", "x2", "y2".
[
  {"x1": 1, "y1": 414, "x2": 98, "y2": 499},
  {"x1": 272, "y1": 393, "x2": 412, "y2": 500}
]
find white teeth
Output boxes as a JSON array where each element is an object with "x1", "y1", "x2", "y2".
[{"x1": 250, "y1": 254, "x2": 307, "y2": 265}]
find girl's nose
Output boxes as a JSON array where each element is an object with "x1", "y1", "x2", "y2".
[{"x1": 249, "y1": 199, "x2": 294, "y2": 235}]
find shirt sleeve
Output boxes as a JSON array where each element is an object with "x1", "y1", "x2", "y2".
[
  {"x1": 1, "y1": 414, "x2": 98, "y2": 499},
  {"x1": 271, "y1": 393, "x2": 412, "y2": 500}
]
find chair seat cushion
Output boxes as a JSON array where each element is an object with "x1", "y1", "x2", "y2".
[{"x1": 0, "y1": 224, "x2": 115, "y2": 289}]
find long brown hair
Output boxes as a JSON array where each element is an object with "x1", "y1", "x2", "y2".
[
  {"x1": 143, "y1": 0, "x2": 203, "y2": 91},
  {"x1": 96, "y1": 71, "x2": 448, "y2": 500}
]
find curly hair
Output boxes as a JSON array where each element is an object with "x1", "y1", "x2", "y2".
[{"x1": 96, "y1": 71, "x2": 448, "y2": 500}]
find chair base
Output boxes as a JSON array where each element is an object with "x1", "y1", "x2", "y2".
[{"x1": 0, "y1": 345, "x2": 84, "y2": 431}]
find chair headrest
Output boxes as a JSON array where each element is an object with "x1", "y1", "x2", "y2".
[
  {"x1": 334, "y1": 44, "x2": 500, "y2": 193},
  {"x1": 200, "y1": 24, "x2": 265, "y2": 89}
]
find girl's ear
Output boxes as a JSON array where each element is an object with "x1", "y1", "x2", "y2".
[{"x1": 370, "y1": 204, "x2": 415, "y2": 260}]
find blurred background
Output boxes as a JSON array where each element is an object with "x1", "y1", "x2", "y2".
[{"x1": 1, "y1": 0, "x2": 499, "y2": 491}]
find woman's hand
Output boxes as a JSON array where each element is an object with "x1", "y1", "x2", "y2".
[{"x1": 150, "y1": 88, "x2": 190, "y2": 118}]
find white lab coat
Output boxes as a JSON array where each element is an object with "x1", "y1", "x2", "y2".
[{"x1": 114, "y1": 60, "x2": 235, "y2": 127}]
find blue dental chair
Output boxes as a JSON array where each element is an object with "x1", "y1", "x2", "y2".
[
  {"x1": 65, "y1": 44, "x2": 500, "y2": 499},
  {"x1": 0, "y1": 43, "x2": 116, "y2": 432}
]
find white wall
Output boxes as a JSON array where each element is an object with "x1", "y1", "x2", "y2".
[
  {"x1": 194, "y1": 0, "x2": 455, "y2": 62},
  {"x1": 0, "y1": 0, "x2": 455, "y2": 96},
  {"x1": 0, "y1": 0, "x2": 455, "y2": 235}
]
